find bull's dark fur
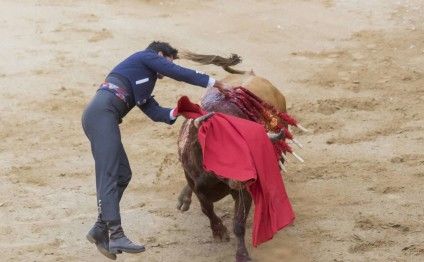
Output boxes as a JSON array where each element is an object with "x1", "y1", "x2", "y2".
[{"x1": 177, "y1": 88, "x2": 253, "y2": 262}]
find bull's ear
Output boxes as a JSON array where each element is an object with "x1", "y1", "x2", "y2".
[{"x1": 193, "y1": 112, "x2": 215, "y2": 128}]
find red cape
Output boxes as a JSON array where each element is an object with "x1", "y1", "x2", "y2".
[{"x1": 176, "y1": 96, "x2": 295, "y2": 247}]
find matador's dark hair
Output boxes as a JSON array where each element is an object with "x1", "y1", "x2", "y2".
[{"x1": 146, "y1": 41, "x2": 178, "y2": 59}]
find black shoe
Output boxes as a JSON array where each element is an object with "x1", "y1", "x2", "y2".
[
  {"x1": 87, "y1": 223, "x2": 117, "y2": 260},
  {"x1": 108, "y1": 224, "x2": 145, "y2": 254}
]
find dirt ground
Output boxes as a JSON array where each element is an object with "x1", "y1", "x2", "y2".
[{"x1": 0, "y1": 0, "x2": 423, "y2": 261}]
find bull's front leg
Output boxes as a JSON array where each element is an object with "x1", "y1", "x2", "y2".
[
  {"x1": 176, "y1": 184, "x2": 192, "y2": 212},
  {"x1": 231, "y1": 189, "x2": 252, "y2": 262}
]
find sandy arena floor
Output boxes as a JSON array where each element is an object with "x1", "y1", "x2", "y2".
[{"x1": 0, "y1": 0, "x2": 423, "y2": 261}]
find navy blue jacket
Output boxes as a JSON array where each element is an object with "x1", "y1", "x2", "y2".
[{"x1": 109, "y1": 49, "x2": 210, "y2": 124}]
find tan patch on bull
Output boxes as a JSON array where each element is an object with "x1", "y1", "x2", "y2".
[{"x1": 177, "y1": 119, "x2": 193, "y2": 158}]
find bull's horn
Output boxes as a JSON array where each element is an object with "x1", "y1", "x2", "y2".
[
  {"x1": 193, "y1": 112, "x2": 215, "y2": 128},
  {"x1": 296, "y1": 124, "x2": 310, "y2": 133},
  {"x1": 267, "y1": 130, "x2": 284, "y2": 141},
  {"x1": 291, "y1": 152, "x2": 305, "y2": 163},
  {"x1": 279, "y1": 161, "x2": 287, "y2": 172},
  {"x1": 292, "y1": 138, "x2": 304, "y2": 148}
]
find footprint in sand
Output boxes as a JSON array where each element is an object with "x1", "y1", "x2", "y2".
[
  {"x1": 88, "y1": 28, "x2": 113, "y2": 43},
  {"x1": 367, "y1": 185, "x2": 405, "y2": 195},
  {"x1": 402, "y1": 244, "x2": 424, "y2": 256},
  {"x1": 79, "y1": 13, "x2": 100, "y2": 23},
  {"x1": 349, "y1": 234, "x2": 395, "y2": 253},
  {"x1": 354, "y1": 217, "x2": 410, "y2": 232},
  {"x1": 390, "y1": 154, "x2": 424, "y2": 166},
  {"x1": 316, "y1": 97, "x2": 380, "y2": 115}
]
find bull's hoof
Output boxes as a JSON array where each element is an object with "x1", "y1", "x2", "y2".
[
  {"x1": 236, "y1": 253, "x2": 252, "y2": 262},
  {"x1": 212, "y1": 224, "x2": 230, "y2": 242},
  {"x1": 176, "y1": 197, "x2": 191, "y2": 212}
]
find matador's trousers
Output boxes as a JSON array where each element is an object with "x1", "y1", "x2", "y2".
[{"x1": 82, "y1": 90, "x2": 132, "y2": 222}]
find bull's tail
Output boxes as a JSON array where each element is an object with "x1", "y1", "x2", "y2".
[{"x1": 180, "y1": 51, "x2": 247, "y2": 74}]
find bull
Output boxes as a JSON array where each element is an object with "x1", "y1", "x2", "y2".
[{"x1": 175, "y1": 52, "x2": 305, "y2": 262}]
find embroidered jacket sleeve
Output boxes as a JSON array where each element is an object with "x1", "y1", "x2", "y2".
[
  {"x1": 138, "y1": 96, "x2": 176, "y2": 125},
  {"x1": 143, "y1": 54, "x2": 210, "y2": 87}
]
